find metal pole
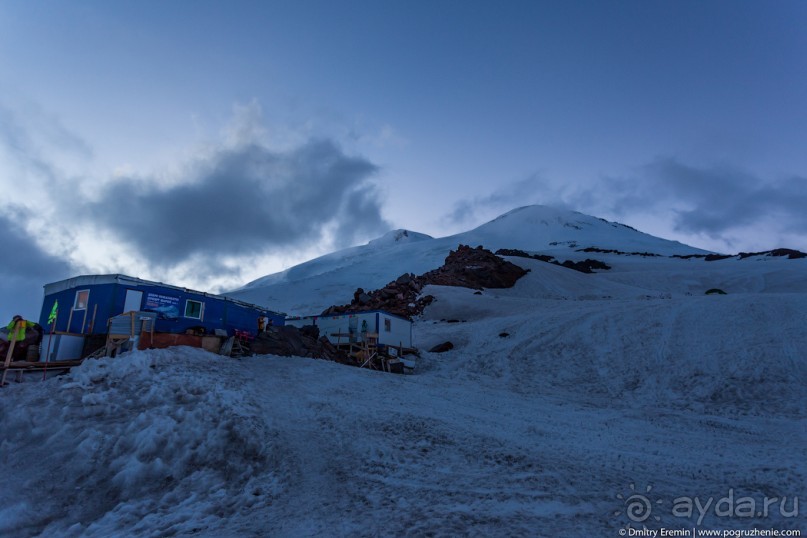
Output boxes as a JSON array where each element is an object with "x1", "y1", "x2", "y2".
[{"x1": 42, "y1": 314, "x2": 58, "y2": 381}]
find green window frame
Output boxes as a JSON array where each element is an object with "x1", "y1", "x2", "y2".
[{"x1": 184, "y1": 300, "x2": 204, "y2": 320}]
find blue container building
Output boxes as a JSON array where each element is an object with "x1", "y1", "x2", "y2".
[{"x1": 39, "y1": 274, "x2": 284, "y2": 337}]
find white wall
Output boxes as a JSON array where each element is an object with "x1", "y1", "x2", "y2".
[
  {"x1": 376, "y1": 313, "x2": 412, "y2": 348},
  {"x1": 40, "y1": 334, "x2": 85, "y2": 361},
  {"x1": 286, "y1": 312, "x2": 412, "y2": 348}
]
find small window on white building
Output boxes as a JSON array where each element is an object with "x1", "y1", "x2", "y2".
[
  {"x1": 185, "y1": 300, "x2": 204, "y2": 320},
  {"x1": 384, "y1": 318, "x2": 391, "y2": 332},
  {"x1": 74, "y1": 290, "x2": 89, "y2": 310}
]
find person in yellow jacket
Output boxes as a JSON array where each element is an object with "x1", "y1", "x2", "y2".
[
  {"x1": 3, "y1": 315, "x2": 43, "y2": 362},
  {"x1": 7, "y1": 315, "x2": 35, "y2": 341}
]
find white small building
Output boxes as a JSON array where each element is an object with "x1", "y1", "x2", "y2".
[{"x1": 285, "y1": 310, "x2": 412, "y2": 349}]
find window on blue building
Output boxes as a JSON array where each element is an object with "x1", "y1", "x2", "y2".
[
  {"x1": 185, "y1": 300, "x2": 203, "y2": 320},
  {"x1": 74, "y1": 290, "x2": 89, "y2": 310}
]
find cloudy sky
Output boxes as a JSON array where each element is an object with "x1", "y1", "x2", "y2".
[{"x1": 1, "y1": 0, "x2": 806, "y2": 323}]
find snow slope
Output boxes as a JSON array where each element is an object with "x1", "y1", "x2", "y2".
[
  {"x1": 228, "y1": 205, "x2": 710, "y2": 315},
  {"x1": 1, "y1": 254, "x2": 805, "y2": 536},
  {"x1": 1, "y1": 205, "x2": 805, "y2": 536}
]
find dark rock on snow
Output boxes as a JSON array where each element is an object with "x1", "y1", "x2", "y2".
[
  {"x1": 705, "y1": 288, "x2": 728, "y2": 295},
  {"x1": 559, "y1": 258, "x2": 612, "y2": 274},
  {"x1": 496, "y1": 248, "x2": 554, "y2": 263},
  {"x1": 421, "y1": 245, "x2": 528, "y2": 290},
  {"x1": 495, "y1": 248, "x2": 611, "y2": 273},
  {"x1": 428, "y1": 341, "x2": 454, "y2": 353},
  {"x1": 737, "y1": 248, "x2": 807, "y2": 260}
]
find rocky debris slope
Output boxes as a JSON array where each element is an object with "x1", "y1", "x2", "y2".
[
  {"x1": 322, "y1": 275, "x2": 434, "y2": 320},
  {"x1": 736, "y1": 248, "x2": 807, "y2": 259},
  {"x1": 675, "y1": 249, "x2": 807, "y2": 261},
  {"x1": 322, "y1": 245, "x2": 529, "y2": 319},
  {"x1": 495, "y1": 248, "x2": 611, "y2": 274},
  {"x1": 580, "y1": 246, "x2": 807, "y2": 262},
  {"x1": 576, "y1": 246, "x2": 661, "y2": 257},
  {"x1": 250, "y1": 325, "x2": 349, "y2": 362}
]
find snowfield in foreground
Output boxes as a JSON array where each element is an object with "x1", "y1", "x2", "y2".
[
  {"x1": 2, "y1": 206, "x2": 806, "y2": 536},
  {"x1": 1, "y1": 253, "x2": 805, "y2": 537}
]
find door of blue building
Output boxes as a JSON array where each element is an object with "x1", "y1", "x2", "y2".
[{"x1": 124, "y1": 290, "x2": 143, "y2": 313}]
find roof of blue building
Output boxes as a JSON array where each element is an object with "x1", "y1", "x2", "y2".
[{"x1": 43, "y1": 274, "x2": 285, "y2": 317}]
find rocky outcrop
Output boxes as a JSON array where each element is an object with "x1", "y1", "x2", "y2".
[
  {"x1": 428, "y1": 341, "x2": 454, "y2": 353},
  {"x1": 250, "y1": 325, "x2": 349, "y2": 362},
  {"x1": 495, "y1": 248, "x2": 611, "y2": 274},
  {"x1": 577, "y1": 247, "x2": 661, "y2": 257},
  {"x1": 322, "y1": 245, "x2": 528, "y2": 319},
  {"x1": 737, "y1": 248, "x2": 807, "y2": 260},
  {"x1": 320, "y1": 275, "x2": 434, "y2": 319},
  {"x1": 495, "y1": 248, "x2": 554, "y2": 263},
  {"x1": 674, "y1": 249, "x2": 807, "y2": 261},
  {"x1": 421, "y1": 245, "x2": 528, "y2": 289},
  {"x1": 557, "y1": 258, "x2": 611, "y2": 273}
]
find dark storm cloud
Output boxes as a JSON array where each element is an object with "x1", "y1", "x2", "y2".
[
  {"x1": 0, "y1": 209, "x2": 71, "y2": 278},
  {"x1": 329, "y1": 178, "x2": 391, "y2": 248},
  {"x1": 0, "y1": 210, "x2": 73, "y2": 322},
  {"x1": 597, "y1": 158, "x2": 807, "y2": 238},
  {"x1": 88, "y1": 138, "x2": 389, "y2": 265}
]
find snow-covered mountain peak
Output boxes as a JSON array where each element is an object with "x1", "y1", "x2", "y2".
[
  {"x1": 366, "y1": 229, "x2": 433, "y2": 248},
  {"x1": 472, "y1": 204, "x2": 622, "y2": 235},
  {"x1": 457, "y1": 204, "x2": 707, "y2": 255},
  {"x1": 228, "y1": 204, "x2": 711, "y2": 314},
  {"x1": 489, "y1": 204, "x2": 586, "y2": 223}
]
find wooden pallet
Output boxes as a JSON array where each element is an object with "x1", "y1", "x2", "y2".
[{"x1": 1, "y1": 359, "x2": 83, "y2": 384}]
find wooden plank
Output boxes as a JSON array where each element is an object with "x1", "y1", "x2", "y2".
[
  {"x1": 1, "y1": 320, "x2": 23, "y2": 386},
  {"x1": 89, "y1": 304, "x2": 98, "y2": 333},
  {"x1": 4, "y1": 359, "x2": 83, "y2": 369},
  {"x1": 2, "y1": 325, "x2": 18, "y2": 368},
  {"x1": 219, "y1": 336, "x2": 234, "y2": 356}
]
